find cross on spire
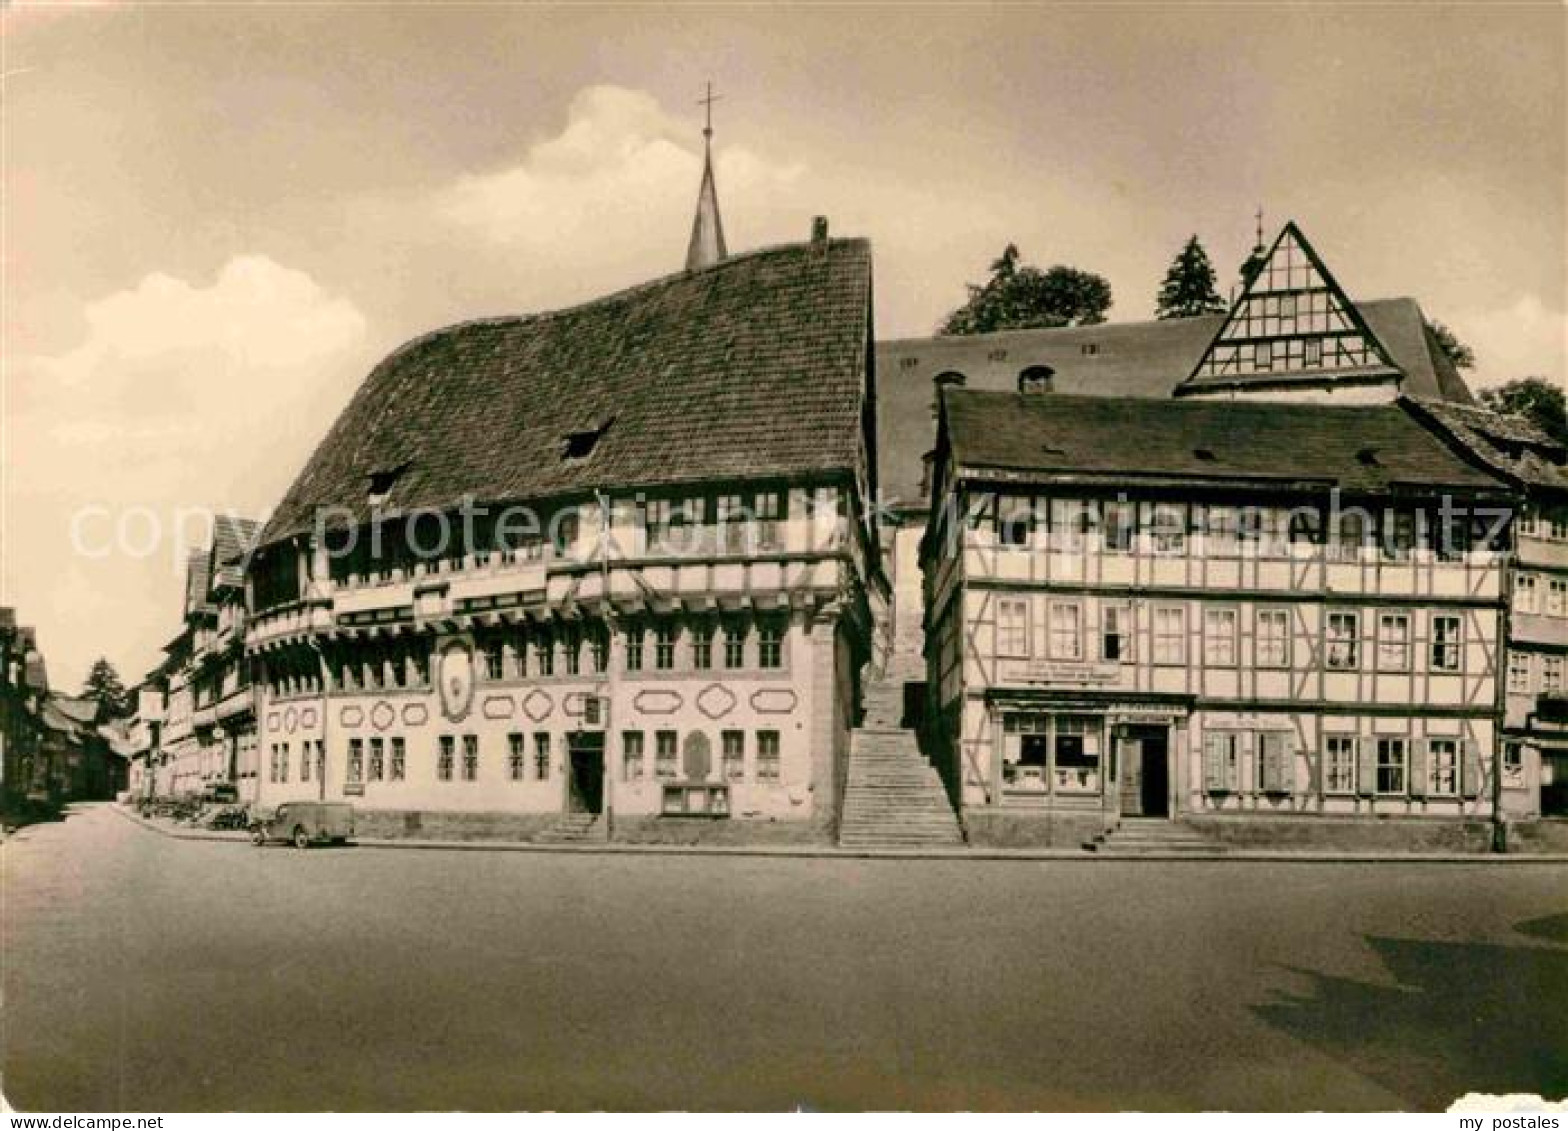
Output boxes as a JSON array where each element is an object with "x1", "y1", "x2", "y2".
[
  {"x1": 698, "y1": 81, "x2": 720, "y2": 139},
  {"x1": 1254, "y1": 205, "x2": 1265, "y2": 250},
  {"x1": 685, "y1": 80, "x2": 728, "y2": 271}
]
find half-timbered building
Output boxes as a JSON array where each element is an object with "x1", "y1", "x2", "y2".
[
  {"x1": 923, "y1": 389, "x2": 1514, "y2": 844},
  {"x1": 244, "y1": 214, "x2": 882, "y2": 842}
]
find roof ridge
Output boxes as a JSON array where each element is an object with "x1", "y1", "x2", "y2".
[{"x1": 371, "y1": 236, "x2": 871, "y2": 374}]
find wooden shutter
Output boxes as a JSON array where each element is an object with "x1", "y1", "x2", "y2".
[
  {"x1": 1357, "y1": 738, "x2": 1377, "y2": 798},
  {"x1": 1203, "y1": 735, "x2": 1226, "y2": 793},
  {"x1": 1461, "y1": 740, "x2": 1482, "y2": 800},
  {"x1": 1409, "y1": 739, "x2": 1427, "y2": 799}
]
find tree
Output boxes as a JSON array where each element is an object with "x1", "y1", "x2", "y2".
[
  {"x1": 939, "y1": 244, "x2": 1112, "y2": 335},
  {"x1": 81, "y1": 658, "x2": 129, "y2": 723},
  {"x1": 1155, "y1": 235, "x2": 1226, "y2": 319},
  {"x1": 1238, "y1": 243, "x2": 1267, "y2": 290},
  {"x1": 1479, "y1": 377, "x2": 1567, "y2": 446},
  {"x1": 1426, "y1": 319, "x2": 1476, "y2": 371}
]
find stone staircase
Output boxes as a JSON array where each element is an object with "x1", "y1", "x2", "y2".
[
  {"x1": 838, "y1": 624, "x2": 963, "y2": 849},
  {"x1": 535, "y1": 812, "x2": 600, "y2": 844},
  {"x1": 1085, "y1": 818, "x2": 1220, "y2": 856}
]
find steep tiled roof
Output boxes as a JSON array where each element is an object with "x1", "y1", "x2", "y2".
[
  {"x1": 183, "y1": 550, "x2": 213, "y2": 618},
  {"x1": 1403, "y1": 398, "x2": 1568, "y2": 494},
  {"x1": 210, "y1": 516, "x2": 262, "y2": 591},
  {"x1": 941, "y1": 390, "x2": 1507, "y2": 495},
  {"x1": 876, "y1": 297, "x2": 1473, "y2": 509},
  {"x1": 261, "y1": 238, "x2": 873, "y2": 545}
]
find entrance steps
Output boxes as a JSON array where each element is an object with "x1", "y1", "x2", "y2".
[
  {"x1": 1085, "y1": 818, "x2": 1221, "y2": 855},
  {"x1": 535, "y1": 812, "x2": 600, "y2": 844}
]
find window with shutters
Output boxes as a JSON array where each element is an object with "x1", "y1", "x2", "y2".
[
  {"x1": 1323, "y1": 736, "x2": 1357, "y2": 794},
  {"x1": 996, "y1": 599, "x2": 1029, "y2": 659},
  {"x1": 1202, "y1": 732, "x2": 1240, "y2": 793},
  {"x1": 1256, "y1": 608, "x2": 1290, "y2": 668},
  {"x1": 1430, "y1": 615, "x2": 1462, "y2": 672},
  {"x1": 1257, "y1": 732, "x2": 1291, "y2": 794},
  {"x1": 1427, "y1": 738, "x2": 1459, "y2": 796},
  {"x1": 1376, "y1": 738, "x2": 1407, "y2": 795}
]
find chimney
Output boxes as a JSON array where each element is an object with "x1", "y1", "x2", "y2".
[{"x1": 811, "y1": 216, "x2": 829, "y2": 245}]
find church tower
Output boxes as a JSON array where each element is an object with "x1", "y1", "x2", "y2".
[{"x1": 685, "y1": 82, "x2": 728, "y2": 272}]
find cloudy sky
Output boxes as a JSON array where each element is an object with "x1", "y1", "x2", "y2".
[{"x1": 4, "y1": 3, "x2": 1564, "y2": 690}]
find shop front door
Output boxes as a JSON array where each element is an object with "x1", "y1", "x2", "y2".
[{"x1": 1120, "y1": 726, "x2": 1170, "y2": 818}]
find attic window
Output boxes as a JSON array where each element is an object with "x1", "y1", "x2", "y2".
[
  {"x1": 1194, "y1": 448, "x2": 1217, "y2": 462},
  {"x1": 562, "y1": 417, "x2": 614, "y2": 462},
  {"x1": 366, "y1": 463, "x2": 410, "y2": 506},
  {"x1": 1081, "y1": 343, "x2": 1099, "y2": 356},
  {"x1": 1018, "y1": 365, "x2": 1055, "y2": 394},
  {"x1": 1357, "y1": 447, "x2": 1381, "y2": 467}
]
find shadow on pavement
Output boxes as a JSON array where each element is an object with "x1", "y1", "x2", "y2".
[{"x1": 1254, "y1": 928, "x2": 1568, "y2": 1109}]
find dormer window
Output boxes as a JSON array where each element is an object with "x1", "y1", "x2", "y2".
[
  {"x1": 1018, "y1": 365, "x2": 1055, "y2": 395},
  {"x1": 1194, "y1": 448, "x2": 1217, "y2": 462},
  {"x1": 366, "y1": 462, "x2": 410, "y2": 507},
  {"x1": 562, "y1": 416, "x2": 614, "y2": 462},
  {"x1": 1357, "y1": 447, "x2": 1381, "y2": 467}
]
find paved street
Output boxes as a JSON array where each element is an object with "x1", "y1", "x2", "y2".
[{"x1": 3, "y1": 804, "x2": 1565, "y2": 1111}]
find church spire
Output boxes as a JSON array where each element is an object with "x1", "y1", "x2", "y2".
[{"x1": 685, "y1": 81, "x2": 728, "y2": 272}]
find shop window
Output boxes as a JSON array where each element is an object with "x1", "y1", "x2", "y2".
[
  {"x1": 1002, "y1": 714, "x2": 1049, "y2": 794},
  {"x1": 1053, "y1": 716, "x2": 1101, "y2": 793}
]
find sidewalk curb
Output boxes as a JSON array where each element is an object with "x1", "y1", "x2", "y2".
[{"x1": 108, "y1": 805, "x2": 1568, "y2": 864}]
